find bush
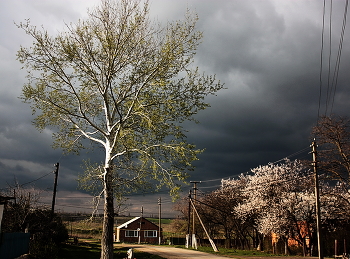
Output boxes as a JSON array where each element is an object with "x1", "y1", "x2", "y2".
[
  {"x1": 25, "y1": 210, "x2": 68, "y2": 258},
  {"x1": 29, "y1": 238, "x2": 59, "y2": 259}
]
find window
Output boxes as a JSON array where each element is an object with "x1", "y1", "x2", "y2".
[
  {"x1": 144, "y1": 230, "x2": 157, "y2": 237},
  {"x1": 125, "y1": 230, "x2": 138, "y2": 237}
]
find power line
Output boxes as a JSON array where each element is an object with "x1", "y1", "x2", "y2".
[
  {"x1": 0, "y1": 171, "x2": 53, "y2": 193},
  {"x1": 195, "y1": 172, "x2": 315, "y2": 198},
  {"x1": 197, "y1": 173, "x2": 314, "y2": 197},
  {"x1": 34, "y1": 170, "x2": 315, "y2": 214},
  {"x1": 270, "y1": 147, "x2": 310, "y2": 165},
  {"x1": 329, "y1": 0, "x2": 348, "y2": 114},
  {"x1": 325, "y1": 0, "x2": 333, "y2": 115},
  {"x1": 318, "y1": 0, "x2": 349, "y2": 117},
  {"x1": 318, "y1": 0, "x2": 327, "y2": 121},
  {"x1": 0, "y1": 145, "x2": 313, "y2": 213},
  {"x1": 198, "y1": 185, "x2": 221, "y2": 189},
  {"x1": 21, "y1": 172, "x2": 53, "y2": 187},
  {"x1": 199, "y1": 146, "x2": 310, "y2": 184},
  {"x1": 37, "y1": 201, "x2": 98, "y2": 211}
]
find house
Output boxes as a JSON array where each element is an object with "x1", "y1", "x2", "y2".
[
  {"x1": 0, "y1": 195, "x2": 15, "y2": 233},
  {"x1": 115, "y1": 217, "x2": 161, "y2": 244},
  {"x1": 0, "y1": 195, "x2": 31, "y2": 259},
  {"x1": 270, "y1": 221, "x2": 311, "y2": 255}
]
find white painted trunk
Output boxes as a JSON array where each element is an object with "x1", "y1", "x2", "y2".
[{"x1": 101, "y1": 146, "x2": 114, "y2": 259}]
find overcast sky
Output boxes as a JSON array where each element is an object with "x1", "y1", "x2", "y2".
[{"x1": 1, "y1": 0, "x2": 350, "y2": 218}]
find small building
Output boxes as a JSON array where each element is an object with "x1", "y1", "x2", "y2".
[
  {"x1": 0, "y1": 196, "x2": 15, "y2": 233},
  {"x1": 115, "y1": 217, "x2": 161, "y2": 244},
  {"x1": 0, "y1": 195, "x2": 31, "y2": 259}
]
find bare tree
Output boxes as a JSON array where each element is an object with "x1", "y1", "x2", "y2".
[
  {"x1": 1, "y1": 180, "x2": 41, "y2": 233},
  {"x1": 198, "y1": 180, "x2": 249, "y2": 249},
  {"x1": 16, "y1": 0, "x2": 223, "y2": 258},
  {"x1": 313, "y1": 115, "x2": 350, "y2": 184}
]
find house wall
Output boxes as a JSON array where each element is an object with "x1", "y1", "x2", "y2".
[
  {"x1": 0, "y1": 232, "x2": 30, "y2": 259},
  {"x1": 116, "y1": 218, "x2": 161, "y2": 244}
]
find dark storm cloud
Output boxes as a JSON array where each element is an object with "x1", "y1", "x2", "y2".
[
  {"x1": 174, "y1": 0, "x2": 350, "y2": 185},
  {"x1": 1, "y1": 0, "x2": 350, "y2": 216}
]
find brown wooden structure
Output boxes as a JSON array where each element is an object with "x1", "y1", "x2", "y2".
[{"x1": 115, "y1": 217, "x2": 161, "y2": 244}]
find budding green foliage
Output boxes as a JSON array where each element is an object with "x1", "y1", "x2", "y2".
[{"x1": 17, "y1": 0, "x2": 223, "y2": 199}]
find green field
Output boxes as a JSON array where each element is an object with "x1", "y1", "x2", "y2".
[{"x1": 146, "y1": 218, "x2": 173, "y2": 225}]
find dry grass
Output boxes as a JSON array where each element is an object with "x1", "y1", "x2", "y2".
[
  {"x1": 64, "y1": 217, "x2": 104, "y2": 239},
  {"x1": 63, "y1": 215, "x2": 181, "y2": 240}
]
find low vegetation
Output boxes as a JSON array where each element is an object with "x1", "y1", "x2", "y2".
[
  {"x1": 182, "y1": 246, "x2": 279, "y2": 258},
  {"x1": 58, "y1": 239, "x2": 281, "y2": 259},
  {"x1": 58, "y1": 239, "x2": 165, "y2": 259},
  {"x1": 62, "y1": 215, "x2": 176, "y2": 240}
]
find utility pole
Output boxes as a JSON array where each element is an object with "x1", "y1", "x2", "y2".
[
  {"x1": 138, "y1": 206, "x2": 143, "y2": 244},
  {"x1": 311, "y1": 140, "x2": 323, "y2": 259},
  {"x1": 190, "y1": 181, "x2": 201, "y2": 235},
  {"x1": 190, "y1": 181, "x2": 200, "y2": 249},
  {"x1": 51, "y1": 163, "x2": 59, "y2": 220},
  {"x1": 186, "y1": 190, "x2": 192, "y2": 248},
  {"x1": 187, "y1": 190, "x2": 191, "y2": 236},
  {"x1": 158, "y1": 197, "x2": 162, "y2": 245},
  {"x1": 189, "y1": 197, "x2": 219, "y2": 252}
]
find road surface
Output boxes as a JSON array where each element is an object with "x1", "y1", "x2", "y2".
[
  {"x1": 115, "y1": 244, "x2": 323, "y2": 259},
  {"x1": 115, "y1": 244, "x2": 229, "y2": 259}
]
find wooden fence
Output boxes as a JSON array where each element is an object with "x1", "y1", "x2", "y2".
[{"x1": 0, "y1": 232, "x2": 30, "y2": 259}]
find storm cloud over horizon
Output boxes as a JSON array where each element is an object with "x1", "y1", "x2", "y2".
[{"x1": 1, "y1": 0, "x2": 349, "y2": 217}]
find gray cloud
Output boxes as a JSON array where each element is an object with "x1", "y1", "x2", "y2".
[{"x1": 1, "y1": 0, "x2": 350, "y2": 216}]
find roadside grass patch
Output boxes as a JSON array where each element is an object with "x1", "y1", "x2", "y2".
[
  {"x1": 58, "y1": 239, "x2": 165, "y2": 259},
  {"x1": 174, "y1": 245, "x2": 278, "y2": 257},
  {"x1": 58, "y1": 241, "x2": 101, "y2": 259},
  {"x1": 198, "y1": 246, "x2": 278, "y2": 257}
]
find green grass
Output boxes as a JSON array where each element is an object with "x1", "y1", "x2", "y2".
[
  {"x1": 173, "y1": 245, "x2": 279, "y2": 258},
  {"x1": 58, "y1": 241, "x2": 101, "y2": 259},
  {"x1": 146, "y1": 217, "x2": 172, "y2": 225},
  {"x1": 58, "y1": 240, "x2": 295, "y2": 259},
  {"x1": 58, "y1": 239, "x2": 165, "y2": 259}
]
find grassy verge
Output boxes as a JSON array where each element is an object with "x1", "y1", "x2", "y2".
[
  {"x1": 173, "y1": 245, "x2": 279, "y2": 258},
  {"x1": 58, "y1": 239, "x2": 165, "y2": 259}
]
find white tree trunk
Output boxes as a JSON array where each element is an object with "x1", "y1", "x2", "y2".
[{"x1": 101, "y1": 166, "x2": 114, "y2": 259}]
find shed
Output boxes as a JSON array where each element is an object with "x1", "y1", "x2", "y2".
[
  {"x1": 0, "y1": 196, "x2": 15, "y2": 232},
  {"x1": 115, "y1": 217, "x2": 161, "y2": 244}
]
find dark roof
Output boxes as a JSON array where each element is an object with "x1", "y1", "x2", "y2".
[
  {"x1": 0, "y1": 196, "x2": 15, "y2": 204},
  {"x1": 116, "y1": 217, "x2": 159, "y2": 229},
  {"x1": 117, "y1": 217, "x2": 141, "y2": 229}
]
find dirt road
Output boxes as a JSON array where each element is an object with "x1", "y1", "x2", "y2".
[
  {"x1": 115, "y1": 243, "x2": 322, "y2": 259},
  {"x1": 115, "y1": 244, "x2": 229, "y2": 259}
]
